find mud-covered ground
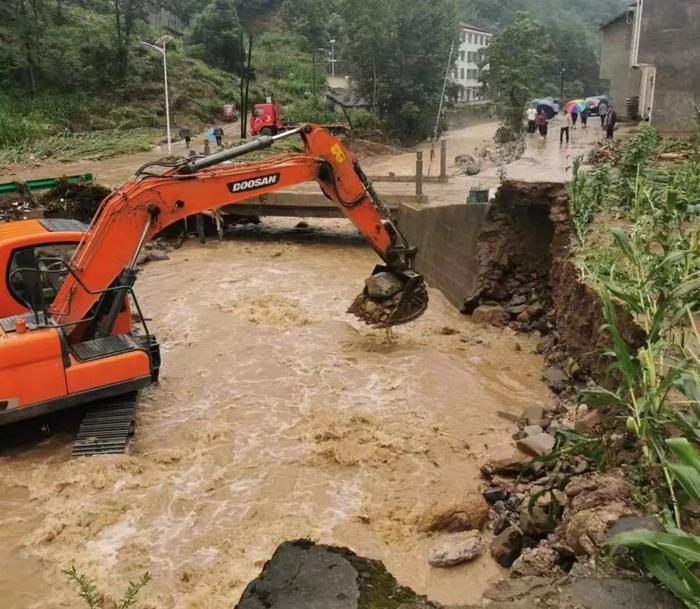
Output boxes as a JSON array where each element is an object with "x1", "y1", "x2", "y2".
[{"x1": 0, "y1": 219, "x2": 552, "y2": 609}]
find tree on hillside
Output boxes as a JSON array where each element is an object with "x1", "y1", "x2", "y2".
[
  {"x1": 342, "y1": 0, "x2": 458, "y2": 144},
  {"x1": 280, "y1": 0, "x2": 333, "y2": 49},
  {"x1": 113, "y1": 0, "x2": 146, "y2": 80},
  {"x1": 11, "y1": 0, "x2": 46, "y2": 94},
  {"x1": 548, "y1": 21, "x2": 602, "y2": 97},
  {"x1": 481, "y1": 11, "x2": 555, "y2": 141},
  {"x1": 189, "y1": 0, "x2": 242, "y2": 72}
]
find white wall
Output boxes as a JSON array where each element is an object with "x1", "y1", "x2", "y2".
[{"x1": 453, "y1": 27, "x2": 492, "y2": 102}]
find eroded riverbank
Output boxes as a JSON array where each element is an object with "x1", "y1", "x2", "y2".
[{"x1": 0, "y1": 219, "x2": 552, "y2": 608}]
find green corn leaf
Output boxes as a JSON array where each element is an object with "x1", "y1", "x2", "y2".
[
  {"x1": 607, "y1": 283, "x2": 643, "y2": 313},
  {"x1": 611, "y1": 529, "x2": 700, "y2": 563},
  {"x1": 611, "y1": 227, "x2": 637, "y2": 264},
  {"x1": 664, "y1": 551, "x2": 700, "y2": 599},
  {"x1": 667, "y1": 438, "x2": 700, "y2": 469},
  {"x1": 601, "y1": 287, "x2": 638, "y2": 388},
  {"x1": 661, "y1": 250, "x2": 689, "y2": 267},
  {"x1": 672, "y1": 276, "x2": 700, "y2": 299},
  {"x1": 578, "y1": 387, "x2": 629, "y2": 409},
  {"x1": 642, "y1": 548, "x2": 700, "y2": 608},
  {"x1": 674, "y1": 374, "x2": 700, "y2": 405},
  {"x1": 668, "y1": 463, "x2": 700, "y2": 505}
]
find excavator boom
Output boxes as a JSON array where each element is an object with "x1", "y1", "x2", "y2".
[
  {"x1": 0, "y1": 125, "x2": 428, "y2": 431},
  {"x1": 50, "y1": 125, "x2": 425, "y2": 332}
]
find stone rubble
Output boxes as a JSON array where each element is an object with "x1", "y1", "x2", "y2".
[{"x1": 428, "y1": 531, "x2": 483, "y2": 567}]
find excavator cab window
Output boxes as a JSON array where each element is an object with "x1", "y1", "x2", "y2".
[{"x1": 8, "y1": 243, "x2": 76, "y2": 309}]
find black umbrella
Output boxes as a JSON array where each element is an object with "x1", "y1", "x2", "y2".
[{"x1": 535, "y1": 100, "x2": 556, "y2": 119}]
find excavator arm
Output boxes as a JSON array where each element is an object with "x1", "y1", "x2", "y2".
[{"x1": 49, "y1": 124, "x2": 427, "y2": 335}]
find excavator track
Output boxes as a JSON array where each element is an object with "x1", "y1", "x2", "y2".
[{"x1": 72, "y1": 393, "x2": 137, "y2": 457}]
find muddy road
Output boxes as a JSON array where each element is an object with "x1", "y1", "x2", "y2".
[{"x1": 0, "y1": 219, "x2": 551, "y2": 608}]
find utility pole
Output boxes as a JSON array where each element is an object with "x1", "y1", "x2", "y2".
[
  {"x1": 560, "y1": 67, "x2": 566, "y2": 100},
  {"x1": 140, "y1": 35, "x2": 174, "y2": 155},
  {"x1": 329, "y1": 38, "x2": 336, "y2": 78},
  {"x1": 434, "y1": 39, "x2": 455, "y2": 140},
  {"x1": 312, "y1": 50, "x2": 317, "y2": 106}
]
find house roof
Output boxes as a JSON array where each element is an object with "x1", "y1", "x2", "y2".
[
  {"x1": 460, "y1": 21, "x2": 493, "y2": 35},
  {"x1": 600, "y1": 2, "x2": 637, "y2": 30}
]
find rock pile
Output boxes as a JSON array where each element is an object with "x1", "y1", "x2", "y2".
[{"x1": 455, "y1": 153, "x2": 482, "y2": 176}]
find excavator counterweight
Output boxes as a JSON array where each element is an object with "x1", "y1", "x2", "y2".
[{"x1": 0, "y1": 125, "x2": 428, "y2": 437}]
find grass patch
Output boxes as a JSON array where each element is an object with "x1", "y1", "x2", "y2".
[{"x1": 0, "y1": 128, "x2": 162, "y2": 165}]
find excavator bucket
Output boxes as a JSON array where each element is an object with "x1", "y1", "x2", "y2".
[{"x1": 348, "y1": 266, "x2": 429, "y2": 328}]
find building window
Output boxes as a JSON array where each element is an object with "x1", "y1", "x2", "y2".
[
  {"x1": 459, "y1": 51, "x2": 465, "y2": 62},
  {"x1": 452, "y1": 68, "x2": 457, "y2": 79},
  {"x1": 468, "y1": 32, "x2": 472, "y2": 43},
  {"x1": 460, "y1": 68, "x2": 465, "y2": 80},
  {"x1": 460, "y1": 31, "x2": 465, "y2": 43}
]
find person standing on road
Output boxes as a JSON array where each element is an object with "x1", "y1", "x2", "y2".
[
  {"x1": 560, "y1": 108, "x2": 571, "y2": 145},
  {"x1": 536, "y1": 110, "x2": 548, "y2": 138},
  {"x1": 214, "y1": 126, "x2": 224, "y2": 147},
  {"x1": 580, "y1": 107, "x2": 589, "y2": 129},
  {"x1": 571, "y1": 109, "x2": 578, "y2": 128},
  {"x1": 598, "y1": 100, "x2": 608, "y2": 129},
  {"x1": 526, "y1": 106, "x2": 537, "y2": 134},
  {"x1": 605, "y1": 106, "x2": 618, "y2": 139},
  {"x1": 179, "y1": 127, "x2": 192, "y2": 149}
]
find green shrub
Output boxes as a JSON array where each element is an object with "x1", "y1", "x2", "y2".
[
  {"x1": 347, "y1": 109, "x2": 382, "y2": 137},
  {"x1": 284, "y1": 99, "x2": 338, "y2": 124}
]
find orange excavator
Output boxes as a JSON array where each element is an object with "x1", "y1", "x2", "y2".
[{"x1": 0, "y1": 125, "x2": 428, "y2": 452}]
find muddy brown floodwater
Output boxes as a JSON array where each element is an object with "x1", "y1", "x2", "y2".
[{"x1": 0, "y1": 219, "x2": 551, "y2": 608}]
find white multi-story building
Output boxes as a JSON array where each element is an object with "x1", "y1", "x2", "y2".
[{"x1": 452, "y1": 22, "x2": 493, "y2": 102}]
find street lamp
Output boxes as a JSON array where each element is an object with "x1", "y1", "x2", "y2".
[
  {"x1": 140, "y1": 35, "x2": 174, "y2": 156},
  {"x1": 329, "y1": 38, "x2": 336, "y2": 78},
  {"x1": 560, "y1": 67, "x2": 566, "y2": 101}
]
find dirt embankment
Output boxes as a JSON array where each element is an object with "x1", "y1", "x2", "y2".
[{"x1": 469, "y1": 180, "x2": 644, "y2": 386}]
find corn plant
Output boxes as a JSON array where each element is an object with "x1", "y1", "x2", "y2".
[
  {"x1": 610, "y1": 437, "x2": 700, "y2": 609},
  {"x1": 570, "y1": 131, "x2": 700, "y2": 607}
]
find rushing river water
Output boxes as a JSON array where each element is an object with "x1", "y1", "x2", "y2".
[{"x1": 0, "y1": 219, "x2": 551, "y2": 608}]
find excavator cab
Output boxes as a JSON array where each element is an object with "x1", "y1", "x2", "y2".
[{"x1": 0, "y1": 219, "x2": 84, "y2": 319}]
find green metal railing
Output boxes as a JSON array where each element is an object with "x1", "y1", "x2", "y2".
[{"x1": 0, "y1": 173, "x2": 93, "y2": 196}]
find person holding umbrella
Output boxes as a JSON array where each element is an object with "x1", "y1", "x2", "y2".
[
  {"x1": 527, "y1": 106, "x2": 537, "y2": 134},
  {"x1": 560, "y1": 108, "x2": 572, "y2": 145},
  {"x1": 536, "y1": 109, "x2": 549, "y2": 138},
  {"x1": 580, "y1": 107, "x2": 589, "y2": 129},
  {"x1": 605, "y1": 105, "x2": 618, "y2": 139}
]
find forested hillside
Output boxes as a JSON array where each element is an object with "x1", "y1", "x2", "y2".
[
  {"x1": 460, "y1": 0, "x2": 627, "y2": 31},
  {"x1": 461, "y1": 0, "x2": 628, "y2": 98},
  {"x1": 0, "y1": 0, "x2": 628, "y2": 162}
]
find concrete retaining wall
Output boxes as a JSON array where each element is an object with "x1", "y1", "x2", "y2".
[{"x1": 398, "y1": 202, "x2": 490, "y2": 309}]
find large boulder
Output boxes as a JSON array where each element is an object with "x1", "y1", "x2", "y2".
[
  {"x1": 418, "y1": 494, "x2": 490, "y2": 533},
  {"x1": 235, "y1": 540, "x2": 440, "y2": 609}
]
